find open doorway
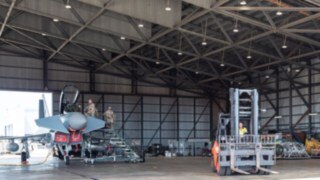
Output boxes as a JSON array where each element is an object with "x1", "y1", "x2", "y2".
[{"x1": 0, "y1": 91, "x2": 53, "y2": 136}]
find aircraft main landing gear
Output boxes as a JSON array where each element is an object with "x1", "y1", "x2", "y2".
[{"x1": 64, "y1": 156, "x2": 70, "y2": 165}]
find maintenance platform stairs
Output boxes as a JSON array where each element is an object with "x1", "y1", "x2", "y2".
[{"x1": 82, "y1": 128, "x2": 143, "y2": 164}]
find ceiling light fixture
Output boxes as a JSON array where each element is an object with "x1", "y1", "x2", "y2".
[
  {"x1": 276, "y1": 0, "x2": 283, "y2": 16},
  {"x1": 275, "y1": 115, "x2": 283, "y2": 119},
  {"x1": 120, "y1": 36, "x2": 126, "y2": 40},
  {"x1": 65, "y1": 0, "x2": 71, "y2": 9},
  {"x1": 65, "y1": 4, "x2": 72, "y2": 9},
  {"x1": 165, "y1": 0, "x2": 171, "y2": 11},
  {"x1": 233, "y1": 19, "x2": 239, "y2": 33},
  {"x1": 220, "y1": 49, "x2": 225, "y2": 67},
  {"x1": 41, "y1": 33, "x2": 47, "y2": 36},
  {"x1": 261, "y1": 108, "x2": 267, "y2": 113},
  {"x1": 265, "y1": 58, "x2": 271, "y2": 79},
  {"x1": 201, "y1": 18, "x2": 208, "y2": 46},
  {"x1": 53, "y1": 18, "x2": 59, "y2": 22},
  {"x1": 309, "y1": 113, "x2": 318, "y2": 116},
  {"x1": 156, "y1": 47, "x2": 160, "y2": 65},
  {"x1": 138, "y1": 19, "x2": 144, "y2": 28},
  {"x1": 196, "y1": 58, "x2": 200, "y2": 74},
  {"x1": 247, "y1": 32, "x2": 253, "y2": 59},
  {"x1": 102, "y1": 48, "x2": 106, "y2": 51},
  {"x1": 287, "y1": 67, "x2": 291, "y2": 72},
  {"x1": 240, "y1": 0, "x2": 247, "y2": 5},
  {"x1": 276, "y1": 11, "x2": 283, "y2": 16},
  {"x1": 295, "y1": 69, "x2": 300, "y2": 72},
  {"x1": 178, "y1": 33, "x2": 183, "y2": 55},
  {"x1": 282, "y1": 35, "x2": 288, "y2": 49}
]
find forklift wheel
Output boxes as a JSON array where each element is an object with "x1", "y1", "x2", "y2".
[
  {"x1": 258, "y1": 166, "x2": 271, "y2": 175},
  {"x1": 258, "y1": 169, "x2": 265, "y2": 175},
  {"x1": 225, "y1": 167, "x2": 231, "y2": 176},
  {"x1": 263, "y1": 166, "x2": 271, "y2": 175},
  {"x1": 210, "y1": 158, "x2": 216, "y2": 172},
  {"x1": 217, "y1": 167, "x2": 226, "y2": 176}
]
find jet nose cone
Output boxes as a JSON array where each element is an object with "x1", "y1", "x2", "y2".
[{"x1": 68, "y1": 112, "x2": 87, "y2": 131}]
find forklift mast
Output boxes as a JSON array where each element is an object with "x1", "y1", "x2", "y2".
[{"x1": 230, "y1": 88, "x2": 259, "y2": 137}]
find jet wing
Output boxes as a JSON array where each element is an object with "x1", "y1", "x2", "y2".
[
  {"x1": 0, "y1": 133, "x2": 51, "y2": 142},
  {"x1": 35, "y1": 115, "x2": 69, "y2": 134},
  {"x1": 84, "y1": 117, "x2": 105, "y2": 133}
]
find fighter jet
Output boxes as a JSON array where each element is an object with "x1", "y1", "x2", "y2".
[{"x1": 0, "y1": 85, "x2": 105, "y2": 165}]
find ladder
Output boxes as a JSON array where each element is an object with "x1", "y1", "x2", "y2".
[{"x1": 82, "y1": 128, "x2": 142, "y2": 164}]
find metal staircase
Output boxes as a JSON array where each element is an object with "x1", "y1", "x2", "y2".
[{"x1": 82, "y1": 128, "x2": 142, "y2": 164}]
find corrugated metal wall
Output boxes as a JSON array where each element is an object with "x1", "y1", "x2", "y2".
[{"x1": 260, "y1": 58, "x2": 320, "y2": 133}]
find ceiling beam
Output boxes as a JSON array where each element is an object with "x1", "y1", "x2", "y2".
[
  {"x1": 47, "y1": 0, "x2": 113, "y2": 61},
  {"x1": 0, "y1": 0, "x2": 16, "y2": 37}
]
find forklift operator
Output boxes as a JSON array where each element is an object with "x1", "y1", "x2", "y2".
[{"x1": 239, "y1": 122, "x2": 248, "y2": 136}]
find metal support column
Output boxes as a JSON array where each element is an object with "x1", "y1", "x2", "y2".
[
  {"x1": 102, "y1": 95, "x2": 105, "y2": 120},
  {"x1": 81, "y1": 93, "x2": 84, "y2": 114},
  {"x1": 308, "y1": 61, "x2": 312, "y2": 135},
  {"x1": 122, "y1": 95, "x2": 125, "y2": 138},
  {"x1": 276, "y1": 69, "x2": 280, "y2": 132},
  {"x1": 210, "y1": 98, "x2": 213, "y2": 141},
  {"x1": 289, "y1": 65, "x2": 293, "y2": 134},
  {"x1": 131, "y1": 62, "x2": 138, "y2": 94},
  {"x1": 193, "y1": 98, "x2": 196, "y2": 156},
  {"x1": 43, "y1": 60, "x2": 48, "y2": 90},
  {"x1": 89, "y1": 70, "x2": 95, "y2": 92},
  {"x1": 159, "y1": 97, "x2": 162, "y2": 145},
  {"x1": 140, "y1": 96, "x2": 144, "y2": 151},
  {"x1": 177, "y1": 97, "x2": 180, "y2": 152}
]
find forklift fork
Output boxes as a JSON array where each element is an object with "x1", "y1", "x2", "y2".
[
  {"x1": 230, "y1": 145, "x2": 250, "y2": 175},
  {"x1": 255, "y1": 144, "x2": 278, "y2": 174}
]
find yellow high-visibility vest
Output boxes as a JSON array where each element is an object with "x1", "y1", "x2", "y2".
[{"x1": 239, "y1": 127, "x2": 248, "y2": 136}]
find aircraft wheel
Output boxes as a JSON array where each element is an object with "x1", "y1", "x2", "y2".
[
  {"x1": 65, "y1": 156, "x2": 70, "y2": 165},
  {"x1": 57, "y1": 149, "x2": 64, "y2": 160},
  {"x1": 85, "y1": 149, "x2": 90, "y2": 158},
  {"x1": 21, "y1": 152, "x2": 27, "y2": 163}
]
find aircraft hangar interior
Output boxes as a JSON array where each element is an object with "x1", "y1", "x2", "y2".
[{"x1": 1, "y1": 0, "x2": 320, "y2": 179}]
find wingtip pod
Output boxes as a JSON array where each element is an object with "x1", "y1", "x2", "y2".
[
  {"x1": 83, "y1": 116, "x2": 105, "y2": 133},
  {"x1": 35, "y1": 115, "x2": 70, "y2": 134}
]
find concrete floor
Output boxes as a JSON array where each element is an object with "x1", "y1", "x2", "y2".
[{"x1": 0, "y1": 155, "x2": 320, "y2": 180}]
